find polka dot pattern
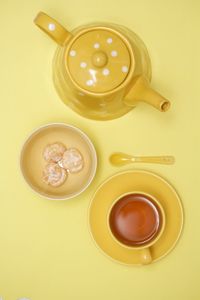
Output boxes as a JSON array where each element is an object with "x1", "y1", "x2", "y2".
[
  {"x1": 102, "y1": 68, "x2": 110, "y2": 76},
  {"x1": 67, "y1": 29, "x2": 132, "y2": 93},
  {"x1": 111, "y1": 50, "x2": 118, "y2": 57},
  {"x1": 122, "y1": 66, "x2": 129, "y2": 73},
  {"x1": 86, "y1": 79, "x2": 94, "y2": 86},
  {"x1": 80, "y1": 62, "x2": 87, "y2": 68},
  {"x1": 48, "y1": 23, "x2": 56, "y2": 31},
  {"x1": 94, "y1": 43, "x2": 100, "y2": 49},
  {"x1": 107, "y1": 37, "x2": 113, "y2": 44},
  {"x1": 70, "y1": 50, "x2": 76, "y2": 57}
]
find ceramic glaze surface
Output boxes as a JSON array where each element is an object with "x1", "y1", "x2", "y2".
[
  {"x1": 67, "y1": 29, "x2": 131, "y2": 93},
  {"x1": 34, "y1": 12, "x2": 171, "y2": 120}
]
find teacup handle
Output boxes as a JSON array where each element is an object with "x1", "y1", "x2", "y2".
[
  {"x1": 34, "y1": 12, "x2": 73, "y2": 46},
  {"x1": 139, "y1": 247, "x2": 152, "y2": 265}
]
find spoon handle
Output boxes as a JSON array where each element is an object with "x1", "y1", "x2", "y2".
[{"x1": 133, "y1": 156, "x2": 175, "y2": 164}]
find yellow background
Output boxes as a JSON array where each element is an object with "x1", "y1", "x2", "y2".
[{"x1": 0, "y1": 0, "x2": 199, "y2": 299}]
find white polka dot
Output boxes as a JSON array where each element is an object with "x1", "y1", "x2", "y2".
[
  {"x1": 122, "y1": 66, "x2": 129, "y2": 73},
  {"x1": 102, "y1": 68, "x2": 110, "y2": 76},
  {"x1": 111, "y1": 50, "x2": 118, "y2": 57},
  {"x1": 107, "y1": 38, "x2": 113, "y2": 44},
  {"x1": 78, "y1": 92, "x2": 85, "y2": 96},
  {"x1": 86, "y1": 79, "x2": 94, "y2": 86},
  {"x1": 80, "y1": 62, "x2": 87, "y2": 68},
  {"x1": 94, "y1": 43, "x2": 100, "y2": 49},
  {"x1": 48, "y1": 23, "x2": 56, "y2": 31},
  {"x1": 70, "y1": 50, "x2": 76, "y2": 57}
]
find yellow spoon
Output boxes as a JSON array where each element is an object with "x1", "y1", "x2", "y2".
[{"x1": 110, "y1": 152, "x2": 175, "y2": 166}]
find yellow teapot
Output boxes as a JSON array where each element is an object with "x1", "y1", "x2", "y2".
[{"x1": 34, "y1": 12, "x2": 170, "y2": 120}]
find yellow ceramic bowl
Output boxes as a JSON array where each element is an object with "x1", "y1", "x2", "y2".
[{"x1": 20, "y1": 123, "x2": 97, "y2": 200}]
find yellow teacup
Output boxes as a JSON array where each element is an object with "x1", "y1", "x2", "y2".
[{"x1": 107, "y1": 192, "x2": 166, "y2": 264}]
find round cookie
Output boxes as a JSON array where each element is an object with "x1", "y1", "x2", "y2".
[
  {"x1": 43, "y1": 142, "x2": 66, "y2": 163},
  {"x1": 42, "y1": 162, "x2": 67, "y2": 187},
  {"x1": 59, "y1": 148, "x2": 84, "y2": 173}
]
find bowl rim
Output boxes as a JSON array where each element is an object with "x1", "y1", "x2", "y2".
[{"x1": 20, "y1": 122, "x2": 97, "y2": 200}]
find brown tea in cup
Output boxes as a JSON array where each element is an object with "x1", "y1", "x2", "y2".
[{"x1": 109, "y1": 193, "x2": 163, "y2": 247}]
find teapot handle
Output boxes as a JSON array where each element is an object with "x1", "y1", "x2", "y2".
[{"x1": 34, "y1": 12, "x2": 73, "y2": 46}]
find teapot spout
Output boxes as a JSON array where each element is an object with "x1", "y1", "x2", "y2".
[{"x1": 124, "y1": 76, "x2": 170, "y2": 112}]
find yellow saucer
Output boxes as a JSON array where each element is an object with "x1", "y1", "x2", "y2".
[{"x1": 89, "y1": 170, "x2": 183, "y2": 265}]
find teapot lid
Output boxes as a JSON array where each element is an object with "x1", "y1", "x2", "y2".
[{"x1": 66, "y1": 28, "x2": 134, "y2": 93}]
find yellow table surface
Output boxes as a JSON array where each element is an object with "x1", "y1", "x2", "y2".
[{"x1": 0, "y1": 0, "x2": 199, "y2": 299}]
